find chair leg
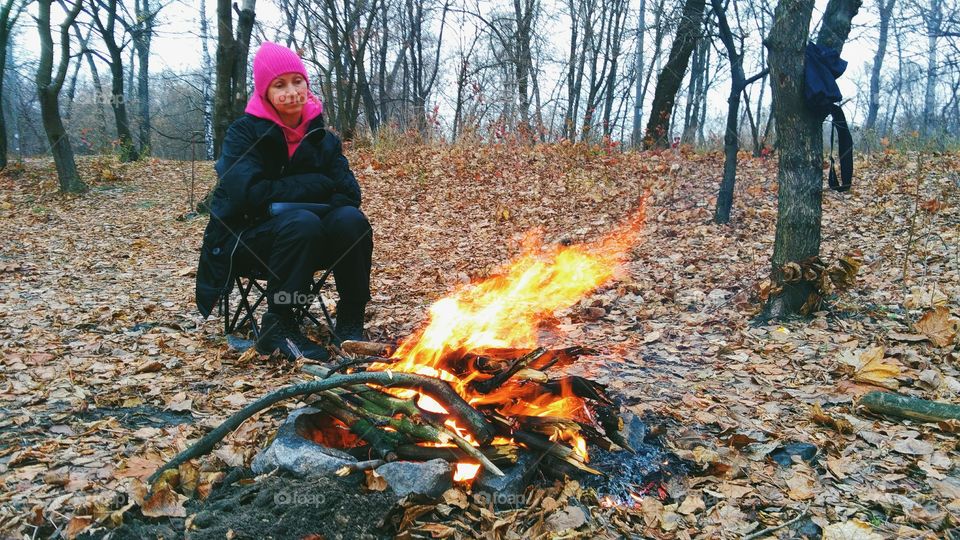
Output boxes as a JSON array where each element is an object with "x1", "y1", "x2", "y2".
[
  {"x1": 233, "y1": 277, "x2": 261, "y2": 338},
  {"x1": 300, "y1": 270, "x2": 335, "y2": 331}
]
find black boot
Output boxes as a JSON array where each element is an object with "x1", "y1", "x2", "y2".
[
  {"x1": 334, "y1": 302, "x2": 366, "y2": 344},
  {"x1": 257, "y1": 312, "x2": 329, "y2": 361}
]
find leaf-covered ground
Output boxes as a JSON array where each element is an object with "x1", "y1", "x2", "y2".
[{"x1": 0, "y1": 143, "x2": 958, "y2": 538}]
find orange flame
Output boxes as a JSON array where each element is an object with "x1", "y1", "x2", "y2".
[{"x1": 368, "y1": 201, "x2": 647, "y2": 481}]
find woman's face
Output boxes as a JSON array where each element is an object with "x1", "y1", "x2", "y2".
[{"x1": 266, "y1": 72, "x2": 308, "y2": 117}]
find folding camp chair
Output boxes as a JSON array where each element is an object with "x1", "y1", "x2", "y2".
[{"x1": 219, "y1": 264, "x2": 335, "y2": 339}]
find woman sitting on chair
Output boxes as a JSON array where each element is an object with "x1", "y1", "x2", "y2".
[{"x1": 195, "y1": 41, "x2": 373, "y2": 362}]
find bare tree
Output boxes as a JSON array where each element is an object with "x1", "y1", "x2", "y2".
[
  {"x1": 921, "y1": 0, "x2": 943, "y2": 138},
  {"x1": 86, "y1": 0, "x2": 139, "y2": 161},
  {"x1": 763, "y1": 0, "x2": 861, "y2": 318},
  {"x1": 864, "y1": 0, "x2": 896, "y2": 133},
  {"x1": 643, "y1": 0, "x2": 706, "y2": 148},
  {"x1": 213, "y1": 0, "x2": 255, "y2": 158},
  {"x1": 681, "y1": 34, "x2": 709, "y2": 144},
  {"x1": 37, "y1": 0, "x2": 86, "y2": 192},
  {"x1": 630, "y1": 0, "x2": 647, "y2": 145},
  {"x1": 199, "y1": 0, "x2": 214, "y2": 158},
  {"x1": 120, "y1": 0, "x2": 167, "y2": 157},
  {"x1": 712, "y1": 0, "x2": 769, "y2": 224},
  {"x1": 0, "y1": 0, "x2": 25, "y2": 170},
  {"x1": 302, "y1": 0, "x2": 384, "y2": 138}
]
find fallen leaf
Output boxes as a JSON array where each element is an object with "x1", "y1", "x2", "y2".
[
  {"x1": 364, "y1": 469, "x2": 388, "y2": 491},
  {"x1": 63, "y1": 516, "x2": 93, "y2": 540},
  {"x1": 136, "y1": 360, "x2": 163, "y2": 374},
  {"x1": 785, "y1": 472, "x2": 816, "y2": 500},
  {"x1": 141, "y1": 485, "x2": 187, "y2": 518},
  {"x1": 545, "y1": 505, "x2": 587, "y2": 532},
  {"x1": 811, "y1": 403, "x2": 855, "y2": 434},
  {"x1": 852, "y1": 347, "x2": 901, "y2": 390},
  {"x1": 892, "y1": 438, "x2": 934, "y2": 456},
  {"x1": 677, "y1": 493, "x2": 705, "y2": 515},
  {"x1": 913, "y1": 307, "x2": 959, "y2": 347},
  {"x1": 822, "y1": 520, "x2": 883, "y2": 540},
  {"x1": 166, "y1": 392, "x2": 193, "y2": 412},
  {"x1": 887, "y1": 331, "x2": 926, "y2": 342},
  {"x1": 222, "y1": 393, "x2": 248, "y2": 407}
]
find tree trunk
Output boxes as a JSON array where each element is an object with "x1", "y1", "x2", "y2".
[
  {"x1": 513, "y1": 0, "x2": 535, "y2": 136},
  {"x1": 642, "y1": 0, "x2": 705, "y2": 149},
  {"x1": 0, "y1": 0, "x2": 25, "y2": 170},
  {"x1": 763, "y1": 0, "x2": 860, "y2": 319},
  {"x1": 712, "y1": 0, "x2": 745, "y2": 224},
  {"x1": 63, "y1": 26, "x2": 86, "y2": 122},
  {"x1": 83, "y1": 45, "x2": 110, "y2": 151},
  {"x1": 133, "y1": 0, "x2": 155, "y2": 157},
  {"x1": 36, "y1": 0, "x2": 85, "y2": 192},
  {"x1": 564, "y1": 0, "x2": 582, "y2": 140},
  {"x1": 864, "y1": 0, "x2": 895, "y2": 133},
  {"x1": 630, "y1": 0, "x2": 646, "y2": 146},
  {"x1": 199, "y1": 0, "x2": 215, "y2": 159},
  {"x1": 91, "y1": 0, "x2": 138, "y2": 162},
  {"x1": 213, "y1": 0, "x2": 256, "y2": 158},
  {"x1": 922, "y1": 0, "x2": 942, "y2": 139},
  {"x1": 682, "y1": 36, "x2": 707, "y2": 144}
]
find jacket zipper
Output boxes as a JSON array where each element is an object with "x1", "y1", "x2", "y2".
[{"x1": 280, "y1": 126, "x2": 325, "y2": 177}]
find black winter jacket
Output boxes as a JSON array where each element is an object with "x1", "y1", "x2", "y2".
[{"x1": 195, "y1": 113, "x2": 361, "y2": 317}]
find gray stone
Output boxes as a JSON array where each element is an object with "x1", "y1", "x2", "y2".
[
  {"x1": 375, "y1": 459, "x2": 452, "y2": 498},
  {"x1": 473, "y1": 453, "x2": 535, "y2": 507},
  {"x1": 251, "y1": 407, "x2": 357, "y2": 477}
]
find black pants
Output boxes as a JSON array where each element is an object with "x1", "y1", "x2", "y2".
[{"x1": 233, "y1": 207, "x2": 373, "y2": 312}]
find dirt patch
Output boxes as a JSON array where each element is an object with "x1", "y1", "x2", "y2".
[{"x1": 100, "y1": 470, "x2": 400, "y2": 540}]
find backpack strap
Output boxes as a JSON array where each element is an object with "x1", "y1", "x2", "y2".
[{"x1": 827, "y1": 104, "x2": 852, "y2": 192}]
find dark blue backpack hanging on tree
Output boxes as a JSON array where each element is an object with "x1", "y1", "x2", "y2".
[{"x1": 804, "y1": 42, "x2": 853, "y2": 192}]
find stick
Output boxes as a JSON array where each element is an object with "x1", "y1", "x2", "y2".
[
  {"x1": 860, "y1": 391, "x2": 960, "y2": 423},
  {"x1": 147, "y1": 371, "x2": 495, "y2": 484},
  {"x1": 335, "y1": 459, "x2": 385, "y2": 476},
  {"x1": 395, "y1": 444, "x2": 519, "y2": 467},
  {"x1": 313, "y1": 395, "x2": 402, "y2": 460},
  {"x1": 472, "y1": 348, "x2": 547, "y2": 394},
  {"x1": 340, "y1": 340, "x2": 394, "y2": 357},
  {"x1": 513, "y1": 430, "x2": 602, "y2": 475},
  {"x1": 326, "y1": 355, "x2": 396, "y2": 376},
  {"x1": 742, "y1": 503, "x2": 810, "y2": 540},
  {"x1": 320, "y1": 391, "x2": 506, "y2": 477}
]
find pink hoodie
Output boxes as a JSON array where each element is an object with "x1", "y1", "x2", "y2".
[{"x1": 244, "y1": 41, "x2": 324, "y2": 158}]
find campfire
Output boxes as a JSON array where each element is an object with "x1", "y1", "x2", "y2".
[
  {"x1": 299, "y1": 200, "x2": 653, "y2": 490},
  {"x1": 148, "y1": 199, "x2": 669, "y2": 514}
]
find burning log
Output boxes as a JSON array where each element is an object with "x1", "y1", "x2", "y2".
[
  {"x1": 512, "y1": 430, "x2": 602, "y2": 475},
  {"x1": 395, "y1": 444, "x2": 520, "y2": 467},
  {"x1": 472, "y1": 348, "x2": 548, "y2": 394},
  {"x1": 312, "y1": 393, "x2": 403, "y2": 460},
  {"x1": 311, "y1": 382, "x2": 506, "y2": 476},
  {"x1": 147, "y1": 370, "x2": 497, "y2": 484},
  {"x1": 539, "y1": 376, "x2": 615, "y2": 406}
]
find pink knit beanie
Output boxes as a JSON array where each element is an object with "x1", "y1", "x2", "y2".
[{"x1": 253, "y1": 42, "x2": 309, "y2": 98}]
